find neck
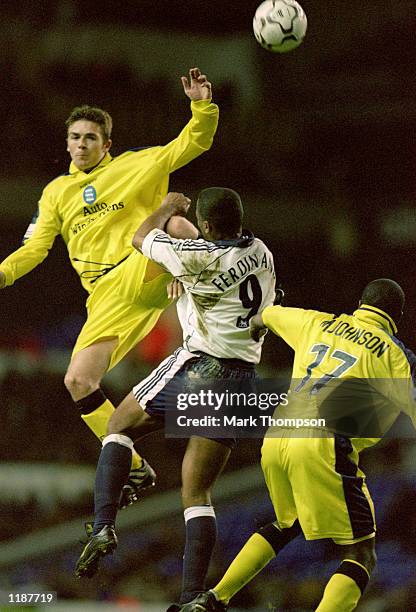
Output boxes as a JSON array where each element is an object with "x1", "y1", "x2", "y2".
[{"x1": 74, "y1": 153, "x2": 107, "y2": 173}]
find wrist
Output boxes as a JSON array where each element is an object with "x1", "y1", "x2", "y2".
[{"x1": 160, "y1": 202, "x2": 177, "y2": 220}]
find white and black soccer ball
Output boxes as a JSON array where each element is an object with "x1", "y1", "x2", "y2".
[{"x1": 253, "y1": 0, "x2": 307, "y2": 53}]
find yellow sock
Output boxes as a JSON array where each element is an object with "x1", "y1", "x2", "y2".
[
  {"x1": 316, "y1": 560, "x2": 370, "y2": 612},
  {"x1": 213, "y1": 533, "x2": 275, "y2": 604},
  {"x1": 80, "y1": 396, "x2": 142, "y2": 470}
]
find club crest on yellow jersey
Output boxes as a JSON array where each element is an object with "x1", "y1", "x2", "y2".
[{"x1": 83, "y1": 185, "x2": 97, "y2": 204}]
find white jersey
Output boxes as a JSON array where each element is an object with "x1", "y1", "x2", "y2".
[{"x1": 141, "y1": 228, "x2": 276, "y2": 363}]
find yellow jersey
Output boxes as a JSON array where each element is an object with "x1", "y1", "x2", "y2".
[
  {"x1": 262, "y1": 303, "x2": 416, "y2": 448},
  {"x1": 0, "y1": 99, "x2": 218, "y2": 294}
]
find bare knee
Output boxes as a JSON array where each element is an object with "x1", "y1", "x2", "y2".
[
  {"x1": 65, "y1": 339, "x2": 117, "y2": 402},
  {"x1": 64, "y1": 370, "x2": 100, "y2": 402},
  {"x1": 181, "y1": 485, "x2": 211, "y2": 509},
  {"x1": 107, "y1": 394, "x2": 164, "y2": 440}
]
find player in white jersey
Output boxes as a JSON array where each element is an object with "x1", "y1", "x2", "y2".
[
  {"x1": 75, "y1": 188, "x2": 276, "y2": 608},
  {"x1": 141, "y1": 205, "x2": 275, "y2": 364}
]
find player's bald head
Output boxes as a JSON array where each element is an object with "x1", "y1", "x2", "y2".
[
  {"x1": 360, "y1": 278, "x2": 405, "y2": 322},
  {"x1": 196, "y1": 187, "x2": 243, "y2": 237}
]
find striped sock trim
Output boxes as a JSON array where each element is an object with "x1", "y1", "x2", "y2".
[
  {"x1": 184, "y1": 505, "x2": 216, "y2": 523},
  {"x1": 102, "y1": 433, "x2": 134, "y2": 450},
  {"x1": 336, "y1": 559, "x2": 370, "y2": 594}
]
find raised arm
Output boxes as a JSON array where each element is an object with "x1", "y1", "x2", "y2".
[
  {"x1": 181, "y1": 67, "x2": 213, "y2": 102},
  {"x1": 165, "y1": 215, "x2": 199, "y2": 240},
  {"x1": 132, "y1": 192, "x2": 193, "y2": 251},
  {"x1": 154, "y1": 68, "x2": 219, "y2": 173}
]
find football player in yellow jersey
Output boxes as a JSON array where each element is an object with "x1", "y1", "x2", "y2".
[
  {"x1": 182, "y1": 279, "x2": 416, "y2": 612},
  {"x1": 0, "y1": 67, "x2": 218, "y2": 507}
]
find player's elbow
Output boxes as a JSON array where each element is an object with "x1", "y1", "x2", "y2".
[
  {"x1": 132, "y1": 231, "x2": 144, "y2": 251},
  {"x1": 166, "y1": 216, "x2": 198, "y2": 239}
]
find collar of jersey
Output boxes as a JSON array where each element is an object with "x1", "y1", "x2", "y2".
[
  {"x1": 353, "y1": 304, "x2": 397, "y2": 335},
  {"x1": 69, "y1": 152, "x2": 112, "y2": 175},
  {"x1": 212, "y1": 230, "x2": 254, "y2": 248}
]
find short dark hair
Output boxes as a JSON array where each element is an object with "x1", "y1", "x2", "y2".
[
  {"x1": 196, "y1": 187, "x2": 243, "y2": 235},
  {"x1": 65, "y1": 105, "x2": 113, "y2": 141},
  {"x1": 360, "y1": 278, "x2": 405, "y2": 322}
]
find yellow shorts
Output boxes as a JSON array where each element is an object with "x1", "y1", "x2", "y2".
[
  {"x1": 72, "y1": 250, "x2": 172, "y2": 370},
  {"x1": 261, "y1": 433, "x2": 375, "y2": 545}
]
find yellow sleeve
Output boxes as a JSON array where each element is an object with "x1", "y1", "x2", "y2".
[
  {"x1": 0, "y1": 188, "x2": 61, "y2": 286},
  {"x1": 262, "y1": 305, "x2": 309, "y2": 351},
  {"x1": 387, "y1": 348, "x2": 416, "y2": 428},
  {"x1": 153, "y1": 99, "x2": 219, "y2": 172},
  {"x1": 397, "y1": 378, "x2": 416, "y2": 428}
]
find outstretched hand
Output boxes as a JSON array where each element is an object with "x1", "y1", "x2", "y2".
[{"x1": 181, "y1": 67, "x2": 212, "y2": 101}]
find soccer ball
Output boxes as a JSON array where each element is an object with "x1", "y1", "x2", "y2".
[{"x1": 253, "y1": 0, "x2": 307, "y2": 53}]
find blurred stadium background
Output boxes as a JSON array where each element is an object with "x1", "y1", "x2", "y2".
[{"x1": 0, "y1": 1, "x2": 415, "y2": 610}]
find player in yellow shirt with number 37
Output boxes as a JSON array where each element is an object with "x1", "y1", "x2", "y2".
[{"x1": 0, "y1": 68, "x2": 218, "y2": 507}]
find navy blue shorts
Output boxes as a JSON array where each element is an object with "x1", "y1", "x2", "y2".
[{"x1": 132, "y1": 348, "x2": 256, "y2": 449}]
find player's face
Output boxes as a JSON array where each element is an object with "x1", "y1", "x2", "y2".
[{"x1": 66, "y1": 120, "x2": 111, "y2": 171}]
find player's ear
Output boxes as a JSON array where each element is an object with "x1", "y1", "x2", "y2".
[
  {"x1": 200, "y1": 220, "x2": 210, "y2": 235},
  {"x1": 104, "y1": 139, "x2": 112, "y2": 152}
]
